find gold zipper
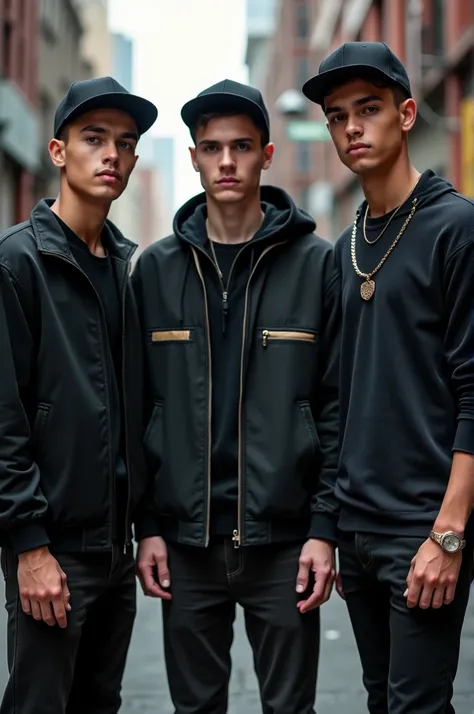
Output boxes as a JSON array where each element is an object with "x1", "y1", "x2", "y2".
[
  {"x1": 261, "y1": 329, "x2": 316, "y2": 348},
  {"x1": 234, "y1": 242, "x2": 287, "y2": 548},
  {"x1": 190, "y1": 247, "x2": 212, "y2": 547}
]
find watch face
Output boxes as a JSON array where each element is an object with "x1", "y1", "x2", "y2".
[{"x1": 442, "y1": 534, "x2": 461, "y2": 553}]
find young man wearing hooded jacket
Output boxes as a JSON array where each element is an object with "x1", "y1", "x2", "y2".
[
  {"x1": 302, "y1": 42, "x2": 474, "y2": 714},
  {"x1": 132, "y1": 80, "x2": 340, "y2": 714},
  {"x1": 0, "y1": 78, "x2": 157, "y2": 713}
]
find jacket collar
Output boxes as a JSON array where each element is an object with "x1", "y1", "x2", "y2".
[{"x1": 30, "y1": 198, "x2": 137, "y2": 262}]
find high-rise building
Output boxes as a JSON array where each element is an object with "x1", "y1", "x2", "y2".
[
  {"x1": 245, "y1": 0, "x2": 277, "y2": 89},
  {"x1": 151, "y1": 137, "x2": 175, "y2": 214},
  {"x1": 37, "y1": 0, "x2": 92, "y2": 201},
  {"x1": 0, "y1": 0, "x2": 40, "y2": 230},
  {"x1": 111, "y1": 32, "x2": 133, "y2": 90}
]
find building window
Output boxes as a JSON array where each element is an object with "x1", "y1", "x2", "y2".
[
  {"x1": 296, "y1": 56, "x2": 310, "y2": 94},
  {"x1": 296, "y1": 142, "x2": 311, "y2": 175},
  {"x1": 40, "y1": 0, "x2": 59, "y2": 39},
  {"x1": 2, "y1": 20, "x2": 13, "y2": 77},
  {"x1": 296, "y1": 1, "x2": 309, "y2": 40}
]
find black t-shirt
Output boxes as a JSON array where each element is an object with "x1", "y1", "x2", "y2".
[{"x1": 53, "y1": 214, "x2": 127, "y2": 489}]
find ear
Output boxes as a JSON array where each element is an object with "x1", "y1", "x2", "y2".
[
  {"x1": 189, "y1": 146, "x2": 199, "y2": 172},
  {"x1": 262, "y1": 142, "x2": 275, "y2": 171},
  {"x1": 400, "y1": 98, "x2": 417, "y2": 134},
  {"x1": 49, "y1": 138, "x2": 67, "y2": 169}
]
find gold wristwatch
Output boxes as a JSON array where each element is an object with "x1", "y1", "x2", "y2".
[{"x1": 429, "y1": 530, "x2": 466, "y2": 553}]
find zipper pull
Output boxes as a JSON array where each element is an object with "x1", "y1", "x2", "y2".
[
  {"x1": 232, "y1": 529, "x2": 240, "y2": 549},
  {"x1": 262, "y1": 329, "x2": 269, "y2": 347},
  {"x1": 222, "y1": 291, "x2": 228, "y2": 334}
]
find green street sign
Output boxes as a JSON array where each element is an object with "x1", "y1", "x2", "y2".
[{"x1": 286, "y1": 120, "x2": 330, "y2": 142}]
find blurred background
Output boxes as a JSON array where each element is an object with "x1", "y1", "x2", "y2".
[
  {"x1": 1, "y1": 0, "x2": 474, "y2": 245},
  {"x1": 1, "y1": 2, "x2": 474, "y2": 712}
]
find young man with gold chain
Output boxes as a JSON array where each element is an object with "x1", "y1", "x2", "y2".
[{"x1": 303, "y1": 42, "x2": 474, "y2": 714}]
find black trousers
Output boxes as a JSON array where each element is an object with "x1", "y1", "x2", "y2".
[
  {"x1": 162, "y1": 539, "x2": 320, "y2": 714},
  {"x1": 0, "y1": 545, "x2": 136, "y2": 714},
  {"x1": 338, "y1": 531, "x2": 473, "y2": 714}
]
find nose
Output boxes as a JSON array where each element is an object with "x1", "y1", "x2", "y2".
[
  {"x1": 219, "y1": 147, "x2": 236, "y2": 171},
  {"x1": 102, "y1": 140, "x2": 119, "y2": 166},
  {"x1": 345, "y1": 113, "x2": 363, "y2": 139}
]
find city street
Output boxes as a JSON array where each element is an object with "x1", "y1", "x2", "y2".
[{"x1": 2, "y1": 583, "x2": 472, "y2": 713}]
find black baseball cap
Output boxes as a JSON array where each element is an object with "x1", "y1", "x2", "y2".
[
  {"x1": 302, "y1": 42, "x2": 411, "y2": 107},
  {"x1": 181, "y1": 79, "x2": 270, "y2": 142},
  {"x1": 54, "y1": 76, "x2": 158, "y2": 138}
]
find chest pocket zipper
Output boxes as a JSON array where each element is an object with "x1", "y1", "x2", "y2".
[{"x1": 261, "y1": 329, "x2": 316, "y2": 347}]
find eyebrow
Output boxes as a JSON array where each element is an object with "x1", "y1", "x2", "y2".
[
  {"x1": 80, "y1": 125, "x2": 139, "y2": 141},
  {"x1": 198, "y1": 136, "x2": 254, "y2": 146},
  {"x1": 325, "y1": 95, "x2": 383, "y2": 116}
]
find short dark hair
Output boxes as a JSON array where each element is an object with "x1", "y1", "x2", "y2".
[
  {"x1": 323, "y1": 70, "x2": 410, "y2": 112},
  {"x1": 190, "y1": 111, "x2": 269, "y2": 147},
  {"x1": 57, "y1": 125, "x2": 70, "y2": 143}
]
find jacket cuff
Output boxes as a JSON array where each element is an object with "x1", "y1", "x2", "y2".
[
  {"x1": 8, "y1": 523, "x2": 50, "y2": 555},
  {"x1": 453, "y1": 419, "x2": 474, "y2": 455},
  {"x1": 308, "y1": 512, "x2": 339, "y2": 543},
  {"x1": 134, "y1": 513, "x2": 161, "y2": 542}
]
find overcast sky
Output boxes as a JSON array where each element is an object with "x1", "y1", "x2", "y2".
[{"x1": 108, "y1": 0, "x2": 248, "y2": 210}]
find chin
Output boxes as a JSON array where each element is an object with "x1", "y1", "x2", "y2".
[{"x1": 212, "y1": 189, "x2": 245, "y2": 203}]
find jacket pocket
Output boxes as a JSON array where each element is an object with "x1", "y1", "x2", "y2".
[
  {"x1": 32, "y1": 403, "x2": 51, "y2": 460},
  {"x1": 149, "y1": 329, "x2": 193, "y2": 343},
  {"x1": 261, "y1": 329, "x2": 317, "y2": 348},
  {"x1": 298, "y1": 400, "x2": 320, "y2": 459},
  {"x1": 143, "y1": 400, "x2": 164, "y2": 472}
]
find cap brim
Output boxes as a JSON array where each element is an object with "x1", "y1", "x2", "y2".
[
  {"x1": 181, "y1": 92, "x2": 269, "y2": 139},
  {"x1": 55, "y1": 92, "x2": 158, "y2": 138},
  {"x1": 302, "y1": 64, "x2": 402, "y2": 106}
]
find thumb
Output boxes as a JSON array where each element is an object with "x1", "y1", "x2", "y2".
[
  {"x1": 60, "y1": 570, "x2": 71, "y2": 611},
  {"x1": 296, "y1": 554, "x2": 310, "y2": 594},
  {"x1": 156, "y1": 554, "x2": 171, "y2": 589}
]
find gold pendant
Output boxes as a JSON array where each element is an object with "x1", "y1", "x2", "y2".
[{"x1": 360, "y1": 279, "x2": 375, "y2": 301}]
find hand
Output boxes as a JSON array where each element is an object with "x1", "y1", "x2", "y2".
[
  {"x1": 404, "y1": 538, "x2": 462, "y2": 609},
  {"x1": 296, "y1": 538, "x2": 335, "y2": 613},
  {"x1": 137, "y1": 536, "x2": 172, "y2": 600},
  {"x1": 17, "y1": 546, "x2": 71, "y2": 628},
  {"x1": 335, "y1": 572, "x2": 345, "y2": 600}
]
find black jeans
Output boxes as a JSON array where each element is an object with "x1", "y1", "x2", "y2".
[
  {"x1": 338, "y1": 531, "x2": 473, "y2": 714},
  {"x1": 0, "y1": 545, "x2": 136, "y2": 714},
  {"x1": 162, "y1": 539, "x2": 320, "y2": 714}
]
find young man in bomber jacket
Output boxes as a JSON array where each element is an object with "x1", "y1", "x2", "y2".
[
  {"x1": 133, "y1": 80, "x2": 340, "y2": 713},
  {"x1": 0, "y1": 78, "x2": 157, "y2": 713}
]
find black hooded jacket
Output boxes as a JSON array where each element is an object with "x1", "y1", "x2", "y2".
[
  {"x1": 334, "y1": 170, "x2": 474, "y2": 536},
  {"x1": 132, "y1": 186, "x2": 341, "y2": 547}
]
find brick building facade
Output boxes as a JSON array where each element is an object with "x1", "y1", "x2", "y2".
[
  {"x1": 0, "y1": 0, "x2": 40, "y2": 229},
  {"x1": 249, "y1": 0, "x2": 474, "y2": 241}
]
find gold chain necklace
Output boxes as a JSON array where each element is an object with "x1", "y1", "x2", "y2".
[
  {"x1": 363, "y1": 175, "x2": 421, "y2": 245},
  {"x1": 351, "y1": 197, "x2": 418, "y2": 301}
]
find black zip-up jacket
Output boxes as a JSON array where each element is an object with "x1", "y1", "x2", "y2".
[
  {"x1": 0, "y1": 199, "x2": 148, "y2": 555},
  {"x1": 132, "y1": 186, "x2": 340, "y2": 547}
]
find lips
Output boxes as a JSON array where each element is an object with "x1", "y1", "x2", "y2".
[
  {"x1": 97, "y1": 170, "x2": 121, "y2": 182},
  {"x1": 217, "y1": 178, "x2": 239, "y2": 186},
  {"x1": 347, "y1": 143, "x2": 370, "y2": 155}
]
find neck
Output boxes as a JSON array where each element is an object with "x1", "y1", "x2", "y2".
[
  {"x1": 206, "y1": 192, "x2": 264, "y2": 244},
  {"x1": 360, "y1": 155, "x2": 420, "y2": 218},
  {"x1": 50, "y1": 183, "x2": 111, "y2": 254}
]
